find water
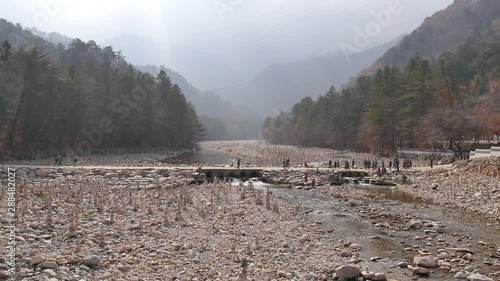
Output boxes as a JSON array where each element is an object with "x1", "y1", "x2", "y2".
[
  {"x1": 177, "y1": 150, "x2": 500, "y2": 278},
  {"x1": 161, "y1": 150, "x2": 230, "y2": 165}
]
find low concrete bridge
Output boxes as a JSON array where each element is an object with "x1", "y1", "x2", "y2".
[{"x1": 197, "y1": 167, "x2": 263, "y2": 179}]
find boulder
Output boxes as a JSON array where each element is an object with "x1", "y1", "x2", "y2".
[
  {"x1": 413, "y1": 256, "x2": 438, "y2": 268},
  {"x1": 38, "y1": 261, "x2": 58, "y2": 269},
  {"x1": 82, "y1": 255, "x2": 100, "y2": 267},
  {"x1": 413, "y1": 267, "x2": 430, "y2": 276},
  {"x1": 335, "y1": 265, "x2": 362, "y2": 278},
  {"x1": 36, "y1": 169, "x2": 49, "y2": 177}
]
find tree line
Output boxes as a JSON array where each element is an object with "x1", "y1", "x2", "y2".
[
  {"x1": 263, "y1": 41, "x2": 500, "y2": 155},
  {"x1": 0, "y1": 38, "x2": 205, "y2": 153}
]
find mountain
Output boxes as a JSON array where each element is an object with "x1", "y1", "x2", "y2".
[
  {"x1": 135, "y1": 65, "x2": 246, "y2": 119},
  {"x1": 0, "y1": 19, "x2": 205, "y2": 151},
  {"x1": 135, "y1": 65, "x2": 262, "y2": 140},
  {"x1": 363, "y1": 0, "x2": 500, "y2": 75},
  {"x1": 262, "y1": 0, "x2": 500, "y2": 153},
  {"x1": 27, "y1": 27, "x2": 73, "y2": 47},
  {"x1": 103, "y1": 34, "x2": 308, "y2": 97},
  {"x1": 231, "y1": 37, "x2": 401, "y2": 115}
]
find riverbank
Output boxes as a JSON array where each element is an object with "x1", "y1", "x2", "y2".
[
  {"x1": 201, "y1": 140, "x2": 448, "y2": 168},
  {"x1": 1, "y1": 148, "x2": 188, "y2": 167}
]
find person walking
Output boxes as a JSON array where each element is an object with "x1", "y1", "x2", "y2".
[
  {"x1": 286, "y1": 158, "x2": 290, "y2": 168},
  {"x1": 304, "y1": 172, "x2": 308, "y2": 183},
  {"x1": 430, "y1": 159, "x2": 433, "y2": 169},
  {"x1": 73, "y1": 157, "x2": 78, "y2": 167},
  {"x1": 312, "y1": 178, "x2": 316, "y2": 188},
  {"x1": 237, "y1": 158, "x2": 241, "y2": 168},
  {"x1": 328, "y1": 159, "x2": 333, "y2": 168}
]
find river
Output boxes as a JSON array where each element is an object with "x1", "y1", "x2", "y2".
[{"x1": 170, "y1": 149, "x2": 500, "y2": 279}]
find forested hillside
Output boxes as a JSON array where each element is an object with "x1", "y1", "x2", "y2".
[
  {"x1": 0, "y1": 19, "x2": 204, "y2": 152},
  {"x1": 363, "y1": 0, "x2": 500, "y2": 75},
  {"x1": 263, "y1": 40, "x2": 500, "y2": 155},
  {"x1": 135, "y1": 65, "x2": 262, "y2": 140}
]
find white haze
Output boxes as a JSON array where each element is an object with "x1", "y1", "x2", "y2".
[{"x1": 1, "y1": 0, "x2": 453, "y2": 98}]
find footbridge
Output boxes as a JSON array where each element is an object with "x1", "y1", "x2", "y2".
[{"x1": 197, "y1": 167, "x2": 264, "y2": 179}]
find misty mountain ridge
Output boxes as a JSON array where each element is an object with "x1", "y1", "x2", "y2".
[
  {"x1": 230, "y1": 36, "x2": 403, "y2": 115},
  {"x1": 363, "y1": 0, "x2": 500, "y2": 75},
  {"x1": 134, "y1": 64, "x2": 253, "y2": 120}
]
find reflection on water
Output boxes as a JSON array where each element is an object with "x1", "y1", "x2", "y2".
[
  {"x1": 161, "y1": 150, "x2": 230, "y2": 165},
  {"x1": 358, "y1": 185, "x2": 427, "y2": 204}
]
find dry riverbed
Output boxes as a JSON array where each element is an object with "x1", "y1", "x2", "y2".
[{"x1": 0, "y1": 167, "x2": 408, "y2": 281}]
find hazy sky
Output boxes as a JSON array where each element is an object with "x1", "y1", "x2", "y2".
[
  {"x1": 3, "y1": 0, "x2": 453, "y2": 53},
  {"x1": 1, "y1": 0, "x2": 454, "y2": 92}
]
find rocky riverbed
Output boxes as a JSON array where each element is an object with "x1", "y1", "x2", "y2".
[
  {"x1": 0, "y1": 167, "x2": 413, "y2": 281},
  {"x1": 1, "y1": 149, "x2": 185, "y2": 167},
  {"x1": 201, "y1": 141, "x2": 436, "y2": 168}
]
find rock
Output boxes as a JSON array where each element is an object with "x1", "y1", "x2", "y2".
[
  {"x1": 44, "y1": 269, "x2": 57, "y2": 277},
  {"x1": 36, "y1": 169, "x2": 49, "y2": 177},
  {"x1": 413, "y1": 267, "x2": 430, "y2": 276},
  {"x1": 335, "y1": 265, "x2": 362, "y2": 278},
  {"x1": 38, "y1": 261, "x2": 58, "y2": 269},
  {"x1": 127, "y1": 223, "x2": 142, "y2": 231},
  {"x1": 467, "y1": 274, "x2": 494, "y2": 281},
  {"x1": 454, "y1": 271, "x2": 469, "y2": 279},
  {"x1": 361, "y1": 271, "x2": 375, "y2": 279},
  {"x1": 373, "y1": 272, "x2": 387, "y2": 281},
  {"x1": 413, "y1": 256, "x2": 438, "y2": 268},
  {"x1": 82, "y1": 255, "x2": 100, "y2": 267},
  {"x1": 397, "y1": 261, "x2": 409, "y2": 268},
  {"x1": 446, "y1": 248, "x2": 474, "y2": 254},
  {"x1": 31, "y1": 255, "x2": 46, "y2": 265},
  {"x1": 339, "y1": 250, "x2": 352, "y2": 258},
  {"x1": 0, "y1": 272, "x2": 10, "y2": 279},
  {"x1": 409, "y1": 220, "x2": 423, "y2": 229},
  {"x1": 104, "y1": 172, "x2": 118, "y2": 178}
]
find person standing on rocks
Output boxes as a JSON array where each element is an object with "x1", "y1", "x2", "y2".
[
  {"x1": 73, "y1": 157, "x2": 78, "y2": 166},
  {"x1": 328, "y1": 159, "x2": 333, "y2": 168},
  {"x1": 430, "y1": 159, "x2": 433, "y2": 168},
  {"x1": 237, "y1": 158, "x2": 241, "y2": 168},
  {"x1": 304, "y1": 172, "x2": 308, "y2": 183},
  {"x1": 286, "y1": 158, "x2": 290, "y2": 168},
  {"x1": 312, "y1": 177, "x2": 316, "y2": 188}
]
